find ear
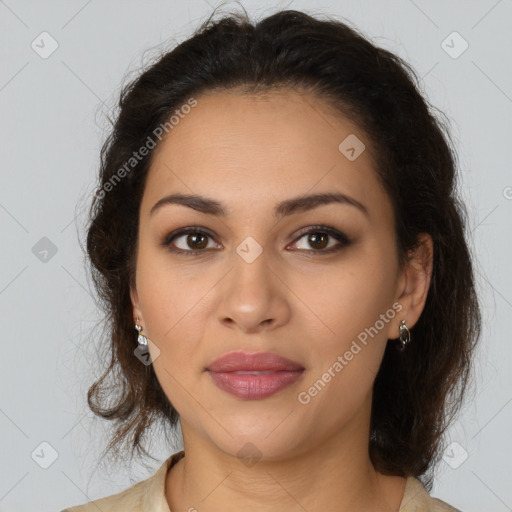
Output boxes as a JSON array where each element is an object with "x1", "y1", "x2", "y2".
[
  {"x1": 386, "y1": 233, "x2": 434, "y2": 339},
  {"x1": 130, "y1": 284, "x2": 144, "y2": 325}
]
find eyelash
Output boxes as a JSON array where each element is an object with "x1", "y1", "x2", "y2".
[{"x1": 162, "y1": 225, "x2": 351, "y2": 256}]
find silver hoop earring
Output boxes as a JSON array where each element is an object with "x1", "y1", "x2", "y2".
[
  {"x1": 135, "y1": 318, "x2": 148, "y2": 346},
  {"x1": 398, "y1": 320, "x2": 411, "y2": 351}
]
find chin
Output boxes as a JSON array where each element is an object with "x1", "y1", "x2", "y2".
[
  {"x1": 198, "y1": 410, "x2": 313, "y2": 463},
  {"x1": 216, "y1": 434, "x2": 304, "y2": 463}
]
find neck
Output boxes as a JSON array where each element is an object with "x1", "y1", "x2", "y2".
[{"x1": 166, "y1": 394, "x2": 407, "y2": 512}]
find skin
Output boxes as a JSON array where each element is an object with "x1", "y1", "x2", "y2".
[{"x1": 130, "y1": 89, "x2": 433, "y2": 512}]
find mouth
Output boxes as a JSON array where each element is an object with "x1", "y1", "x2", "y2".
[{"x1": 206, "y1": 351, "x2": 305, "y2": 400}]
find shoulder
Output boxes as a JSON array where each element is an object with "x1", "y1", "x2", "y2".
[
  {"x1": 400, "y1": 476, "x2": 462, "y2": 512},
  {"x1": 60, "y1": 451, "x2": 185, "y2": 512},
  {"x1": 59, "y1": 477, "x2": 151, "y2": 512}
]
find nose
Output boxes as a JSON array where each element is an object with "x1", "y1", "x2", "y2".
[{"x1": 216, "y1": 251, "x2": 292, "y2": 334}]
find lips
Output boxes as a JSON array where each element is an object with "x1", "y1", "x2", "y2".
[
  {"x1": 207, "y1": 351, "x2": 304, "y2": 372},
  {"x1": 206, "y1": 351, "x2": 305, "y2": 400}
]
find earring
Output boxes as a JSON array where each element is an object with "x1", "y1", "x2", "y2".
[
  {"x1": 135, "y1": 318, "x2": 148, "y2": 346},
  {"x1": 398, "y1": 320, "x2": 411, "y2": 351}
]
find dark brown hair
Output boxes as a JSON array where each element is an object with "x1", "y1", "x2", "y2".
[{"x1": 84, "y1": 8, "x2": 481, "y2": 490}]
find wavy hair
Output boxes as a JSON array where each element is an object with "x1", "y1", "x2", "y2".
[{"x1": 84, "y1": 8, "x2": 481, "y2": 490}]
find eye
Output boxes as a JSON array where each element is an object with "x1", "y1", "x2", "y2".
[
  {"x1": 163, "y1": 227, "x2": 221, "y2": 255},
  {"x1": 289, "y1": 225, "x2": 351, "y2": 253},
  {"x1": 162, "y1": 225, "x2": 351, "y2": 256}
]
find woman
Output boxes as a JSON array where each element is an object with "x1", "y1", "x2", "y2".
[{"x1": 62, "y1": 8, "x2": 480, "y2": 512}]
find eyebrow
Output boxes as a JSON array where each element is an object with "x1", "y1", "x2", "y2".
[{"x1": 149, "y1": 192, "x2": 369, "y2": 219}]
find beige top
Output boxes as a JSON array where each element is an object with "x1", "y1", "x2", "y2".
[{"x1": 61, "y1": 450, "x2": 461, "y2": 512}]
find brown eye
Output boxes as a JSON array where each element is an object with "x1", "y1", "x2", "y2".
[
  {"x1": 307, "y1": 232, "x2": 329, "y2": 250},
  {"x1": 291, "y1": 226, "x2": 351, "y2": 253},
  {"x1": 185, "y1": 233, "x2": 208, "y2": 250},
  {"x1": 164, "y1": 228, "x2": 221, "y2": 254}
]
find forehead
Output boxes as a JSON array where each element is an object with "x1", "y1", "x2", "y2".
[{"x1": 143, "y1": 90, "x2": 391, "y2": 222}]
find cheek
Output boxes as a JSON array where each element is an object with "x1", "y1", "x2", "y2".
[
  {"x1": 139, "y1": 279, "x2": 207, "y2": 347},
  {"x1": 135, "y1": 247, "x2": 215, "y2": 364},
  {"x1": 290, "y1": 258, "x2": 397, "y2": 415},
  {"x1": 295, "y1": 265, "x2": 394, "y2": 425},
  {"x1": 290, "y1": 248, "x2": 397, "y2": 347}
]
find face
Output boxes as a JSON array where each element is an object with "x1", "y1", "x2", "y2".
[{"x1": 131, "y1": 89, "x2": 408, "y2": 461}]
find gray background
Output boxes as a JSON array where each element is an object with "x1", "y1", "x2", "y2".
[{"x1": 1, "y1": 1, "x2": 511, "y2": 511}]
